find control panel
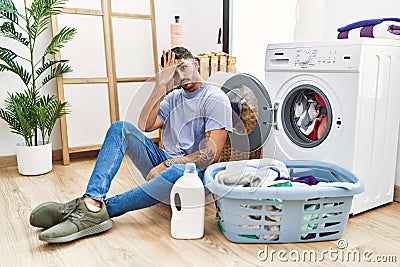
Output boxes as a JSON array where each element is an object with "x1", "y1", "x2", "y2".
[
  {"x1": 265, "y1": 43, "x2": 362, "y2": 72},
  {"x1": 294, "y1": 49, "x2": 338, "y2": 68}
]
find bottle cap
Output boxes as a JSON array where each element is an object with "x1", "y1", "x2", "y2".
[{"x1": 184, "y1": 162, "x2": 197, "y2": 174}]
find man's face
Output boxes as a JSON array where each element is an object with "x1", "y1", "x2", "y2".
[{"x1": 173, "y1": 58, "x2": 198, "y2": 91}]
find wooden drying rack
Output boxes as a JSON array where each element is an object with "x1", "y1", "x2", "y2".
[{"x1": 51, "y1": 0, "x2": 159, "y2": 165}]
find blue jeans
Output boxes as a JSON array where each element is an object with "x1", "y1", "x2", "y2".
[{"x1": 83, "y1": 121, "x2": 205, "y2": 218}]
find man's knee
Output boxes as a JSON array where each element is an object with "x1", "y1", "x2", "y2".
[
  {"x1": 109, "y1": 121, "x2": 124, "y2": 131},
  {"x1": 108, "y1": 121, "x2": 138, "y2": 135}
]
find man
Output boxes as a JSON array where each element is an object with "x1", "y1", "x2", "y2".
[{"x1": 30, "y1": 47, "x2": 233, "y2": 243}]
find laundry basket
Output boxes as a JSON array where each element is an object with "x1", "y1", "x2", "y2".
[{"x1": 204, "y1": 159, "x2": 364, "y2": 243}]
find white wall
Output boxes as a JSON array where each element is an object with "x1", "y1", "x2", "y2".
[
  {"x1": 230, "y1": 0, "x2": 298, "y2": 81},
  {"x1": 294, "y1": 0, "x2": 400, "y2": 41},
  {"x1": 0, "y1": 0, "x2": 222, "y2": 157},
  {"x1": 154, "y1": 0, "x2": 223, "y2": 55}
]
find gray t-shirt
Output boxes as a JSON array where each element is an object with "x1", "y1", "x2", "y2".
[{"x1": 158, "y1": 83, "x2": 233, "y2": 157}]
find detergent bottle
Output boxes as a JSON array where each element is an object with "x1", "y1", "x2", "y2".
[{"x1": 170, "y1": 163, "x2": 205, "y2": 239}]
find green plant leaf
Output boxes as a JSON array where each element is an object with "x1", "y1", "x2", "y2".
[
  {"x1": 0, "y1": 59, "x2": 31, "y2": 86},
  {"x1": 31, "y1": 0, "x2": 68, "y2": 17},
  {"x1": 0, "y1": 21, "x2": 29, "y2": 46},
  {"x1": 0, "y1": 0, "x2": 19, "y2": 23},
  {"x1": 41, "y1": 61, "x2": 72, "y2": 86},
  {"x1": 45, "y1": 26, "x2": 76, "y2": 55},
  {"x1": 35, "y1": 58, "x2": 68, "y2": 78},
  {"x1": 0, "y1": 46, "x2": 18, "y2": 62},
  {"x1": 0, "y1": 47, "x2": 31, "y2": 86},
  {"x1": 36, "y1": 94, "x2": 70, "y2": 142},
  {"x1": 29, "y1": 0, "x2": 69, "y2": 38},
  {"x1": 0, "y1": 91, "x2": 37, "y2": 145},
  {"x1": 0, "y1": 106, "x2": 22, "y2": 136}
]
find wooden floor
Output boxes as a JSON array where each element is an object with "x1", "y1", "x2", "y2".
[{"x1": 0, "y1": 157, "x2": 399, "y2": 266}]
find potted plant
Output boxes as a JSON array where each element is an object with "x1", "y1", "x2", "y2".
[{"x1": 0, "y1": 0, "x2": 76, "y2": 175}]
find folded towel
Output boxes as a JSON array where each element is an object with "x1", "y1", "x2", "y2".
[
  {"x1": 216, "y1": 166, "x2": 289, "y2": 187},
  {"x1": 216, "y1": 158, "x2": 291, "y2": 188},
  {"x1": 338, "y1": 21, "x2": 400, "y2": 40},
  {"x1": 224, "y1": 158, "x2": 290, "y2": 178},
  {"x1": 388, "y1": 24, "x2": 400, "y2": 35},
  {"x1": 337, "y1": 17, "x2": 400, "y2": 32}
]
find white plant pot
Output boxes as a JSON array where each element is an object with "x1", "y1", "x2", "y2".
[{"x1": 16, "y1": 141, "x2": 52, "y2": 176}]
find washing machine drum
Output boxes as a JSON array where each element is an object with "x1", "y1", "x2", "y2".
[{"x1": 221, "y1": 73, "x2": 273, "y2": 152}]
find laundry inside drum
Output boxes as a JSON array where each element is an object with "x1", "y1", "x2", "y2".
[{"x1": 292, "y1": 89, "x2": 329, "y2": 142}]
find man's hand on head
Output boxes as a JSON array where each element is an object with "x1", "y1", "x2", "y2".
[{"x1": 157, "y1": 49, "x2": 177, "y2": 87}]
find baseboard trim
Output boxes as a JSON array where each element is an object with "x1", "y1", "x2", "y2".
[
  {"x1": 0, "y1": 149, "x2": 99, "y2": 168},
  {"x1": 395, "y1": 185, "x2": 400, "y2": 203},
  {"x1": 0, "y1": 155, "x2": 19, "y2": 168}
]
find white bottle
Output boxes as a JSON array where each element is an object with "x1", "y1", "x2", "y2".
[{"x1": 170, "y1": 163, "x2": 205, "y2": 239}]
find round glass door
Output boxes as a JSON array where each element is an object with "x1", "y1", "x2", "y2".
[
  {"x1": 222, "y1": 73, "x2": 273, "y2": 152},
  {"x1": 281, "y1": 84, "x2": 332, "y2": 148}
]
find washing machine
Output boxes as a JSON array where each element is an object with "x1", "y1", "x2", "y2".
[{"x1": 218, "y1": 39, "x2": 400, "y2": 214}]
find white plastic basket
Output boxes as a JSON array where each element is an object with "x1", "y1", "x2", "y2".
[{"x1": 204, "y1": 160, "x2": 364, "y2": 243}]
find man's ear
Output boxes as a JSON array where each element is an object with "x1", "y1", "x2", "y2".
[{"x1": 193, "y1": 58, "x2": 200, "y2": 71}]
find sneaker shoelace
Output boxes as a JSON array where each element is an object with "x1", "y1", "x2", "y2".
[
  {"x1": 68, "y1": 209, "x2": 85, "y2": 221},
  {"x1": 61, "y1": 199, "x2": 80, "y2": 220}
]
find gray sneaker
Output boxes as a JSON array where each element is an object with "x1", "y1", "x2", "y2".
[
  {"x1": 38, "y1": 198, "x2": 113, "y2": 243},
  {"x1": 30, "y1": 198, "x2": 80, "y2": 229}
]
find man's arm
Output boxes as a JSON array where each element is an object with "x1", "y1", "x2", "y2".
[
  {"x1": 138, "y1": 50, "x2": 176, "y2": 132},
  {"x1": 137, "y1": 83, "x2": 165, "y2": 132},
  {"x1": 145, "y1": 128, "x2": 228, "y2": 180},
  {"x1": 171, "y1": 129, "x2": 227, "y2": 168}
]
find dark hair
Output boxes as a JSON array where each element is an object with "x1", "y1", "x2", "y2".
[{"x1": 160, "y1": 47, "x2": 193, "y2": 67}]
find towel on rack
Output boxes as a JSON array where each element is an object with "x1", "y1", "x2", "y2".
[{"x1": 338, "y1": 20, "x2": 400, "y2": 40}]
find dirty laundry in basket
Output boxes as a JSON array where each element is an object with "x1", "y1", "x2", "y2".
[{"x1": 204, "y1": 159, "x2": 364, "y2": 243}]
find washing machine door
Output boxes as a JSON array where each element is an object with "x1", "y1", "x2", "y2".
[{"x1": 221, "y1": 73, "x2": 273, "y2": 152}]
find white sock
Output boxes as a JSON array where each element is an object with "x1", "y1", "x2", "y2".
[{"x1": 85, "y1": 202, "x2": 101, "y2": 212}]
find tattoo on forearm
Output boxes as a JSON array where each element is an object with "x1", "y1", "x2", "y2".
[
  {"x1": 172, "y1": 135, "x2": 217, "y2": 170},
  {"x1": 172, "y1": 148, "x2": 216, "y2": 170},
  {"x1": 196, "y1": 148, "x2": 215, "y2": 169}
]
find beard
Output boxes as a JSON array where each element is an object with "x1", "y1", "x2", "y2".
[{"x1": 180, "y1": 78, "x2": 195, "y2": 91}]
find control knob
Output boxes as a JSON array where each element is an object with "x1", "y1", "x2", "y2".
[{"x1": 298, "y1": 53, "x2": 311, "y2": 64}]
